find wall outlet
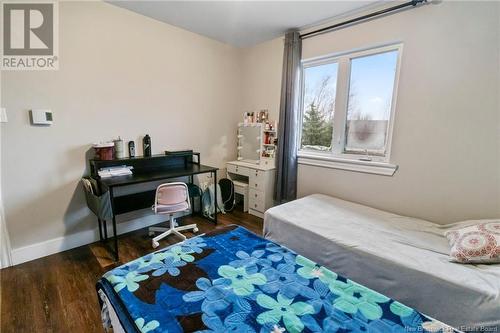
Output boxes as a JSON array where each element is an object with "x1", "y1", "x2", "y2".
[{"x1": 0, "y1": 108, "x2": 7, "y2": 123}]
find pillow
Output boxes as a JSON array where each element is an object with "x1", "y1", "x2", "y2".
[{"x1": 444, "y1": 220, "x2": 500, "y2": 264}]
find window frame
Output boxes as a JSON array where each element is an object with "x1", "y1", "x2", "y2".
[{"x1": 297, "y1": 43, "x2": 403, "y2": 176}]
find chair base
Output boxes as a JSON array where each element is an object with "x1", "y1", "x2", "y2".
[{"x1": 149, "y1": 217, "x2": 198, "y2": 248}]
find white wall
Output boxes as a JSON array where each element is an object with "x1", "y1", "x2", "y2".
[
  {"x1": 0, "y1": 70, "x2": 12, "y2": 268},
  {"x1": 1, "y1": 1, "x2": 242, "y2": 261},
  {"x1": 0, "y1": 130, "x2": 10, "y2": 268},
  {"x1": 240, "y1": 38, "x2": 284, "y2": 121},
  {"x1": 242, "y1": 1, "x2": 500, "y2": 224}
]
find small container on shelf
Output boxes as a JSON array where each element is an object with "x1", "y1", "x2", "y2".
[{"x1": 93, "y1": 142, "x2": 115, "y2": 161}]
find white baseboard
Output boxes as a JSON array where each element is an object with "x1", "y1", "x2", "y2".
[{"x1": 11, "y1": 213, "x2": 170, "y2": 266}]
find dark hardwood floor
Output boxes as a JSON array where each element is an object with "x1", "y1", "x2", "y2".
[{"x1": 0, "y1": 209, "x2": 263, "y2": 333}]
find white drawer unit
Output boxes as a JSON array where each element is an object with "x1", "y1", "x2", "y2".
[
  {"x1": 227, "y1": 163, "x2": 249, "y2": 177},
  {"x1": 249, "y1": 188, "x2": 265, "y2": 211},
  {"x1": 226, "y1": 161, "x2": 275, "y2": 218},
  {"x1": 249, "y1": 196, "x2": 265, "y2": 213},
  {"x1": 249, "y1": 169, "x2": 266, "y2": 191}
]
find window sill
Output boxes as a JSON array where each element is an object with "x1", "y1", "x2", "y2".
[{"x1": 297, "y1": 153, "x2": 398, "y2": 176}]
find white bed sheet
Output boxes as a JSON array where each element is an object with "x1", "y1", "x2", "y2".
[{"x1": 264, "y1": 194, "x2": 500, "y2": 332}]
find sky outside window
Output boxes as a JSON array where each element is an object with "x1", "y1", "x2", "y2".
[{"x1": 347, "y1": 50, "x2": 399, "y2": 121}]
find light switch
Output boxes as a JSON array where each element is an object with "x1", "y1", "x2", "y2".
[{"x1": 0, "y1": 108, "x2": 7, "y2": 123}]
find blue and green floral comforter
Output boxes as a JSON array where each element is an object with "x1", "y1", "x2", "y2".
[{"x1": 96, "y1": 225, "x2": 458, "y2": 333}]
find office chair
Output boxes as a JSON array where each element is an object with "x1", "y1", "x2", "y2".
[{"x1": 149, "y1": 182, "x2": 198, "y2": 248}]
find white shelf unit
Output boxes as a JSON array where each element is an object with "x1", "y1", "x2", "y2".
[{"x1": 237, "y1": 122, "x2": 277, "y2": 166}]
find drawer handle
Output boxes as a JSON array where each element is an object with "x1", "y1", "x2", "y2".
[
  {"x1": 255, "y1": 194, "x2": 257, "y2": 197},
  {"x1": 254, "y1": 204, "x2": 257, "y2": 208},
  {"x1": 255, "y1": 183, "x2": 258, "y2": 187}
]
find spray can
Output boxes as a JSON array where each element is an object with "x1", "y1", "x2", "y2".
[{"x1": 143, "y1": 134, "x2": 151, "y2": 157}]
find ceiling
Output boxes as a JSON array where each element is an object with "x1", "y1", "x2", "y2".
[{"x1": 108, "y1": 1, "x2": 380, "y2": 48}]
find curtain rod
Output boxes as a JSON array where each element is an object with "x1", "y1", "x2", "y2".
[{"x1": 300, "y1": 0, "x2": 428, "y2": 39}]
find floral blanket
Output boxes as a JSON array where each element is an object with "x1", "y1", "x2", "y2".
[{"x1": 96, "y1": 225, "x2": 458, "y2": 333}]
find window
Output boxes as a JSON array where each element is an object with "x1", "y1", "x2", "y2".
[
  {"x1": 300, "y1": 62, "x2": 338, "y2": 152},
  {"x1": 298, "y1": 44, "x2": 402, "y2": 175},
  {"x1": 345, "y1": 51, "x2": 398, "y2": 156}
]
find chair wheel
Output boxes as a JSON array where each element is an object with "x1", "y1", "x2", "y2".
[
  {"x1": 152, "y1": 241, "x2": 159, "y2": 249},
  {"x1": 148, "y1": 231, "x2": 155, "y2": 237},
  {"x1": 193, "y1": 227, "x2": 199, "y2": 233}
]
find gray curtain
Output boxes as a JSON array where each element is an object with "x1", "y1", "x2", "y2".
[{"x1": 275, "y1": 31, "x2": 302, "y2": 204}]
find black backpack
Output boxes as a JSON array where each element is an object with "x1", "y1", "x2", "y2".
[
  {"x1": 187, "y1": 183, "x2": 203, "y2": 214},
  {"x1": 218, "y1": 178, "x2": 235, "y2": 212}
]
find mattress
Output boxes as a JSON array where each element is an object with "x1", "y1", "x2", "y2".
[
  {"x1": 264, "y1": 194, "x2": 500, "y2": 332},
  {"x1": 96, "y1": 225, "x2": 459, "y2": 333}
]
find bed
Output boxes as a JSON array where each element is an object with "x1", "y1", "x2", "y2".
[
  {"x1": 96, "y1": 225, "x2": 459, "y2": 333},
  {"x1": 264, "y1": 194, "x2": 500, "y2": 332}
]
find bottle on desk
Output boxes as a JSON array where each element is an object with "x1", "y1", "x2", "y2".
[
  {"x1": 143, "y1": 134, "x2": 151, "y2": 157},
  {"x1": 128, "y1": 141, "x2": 135, "y2": 158}
]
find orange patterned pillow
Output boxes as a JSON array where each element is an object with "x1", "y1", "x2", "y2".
[{"x1": 444, "y1": 221, "x2": 500, "y2": 264}]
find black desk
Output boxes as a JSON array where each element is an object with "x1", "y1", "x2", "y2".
[{"x1": 90, "y1": 154, "x2": 218, "y2": 261}]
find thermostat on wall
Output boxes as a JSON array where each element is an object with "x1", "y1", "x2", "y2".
[{"x1": 30, "y1": 109, "x2": 53, "y2": 125}]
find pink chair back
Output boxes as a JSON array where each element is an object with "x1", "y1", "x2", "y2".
[
  {"x1": 157, "y1": 183, "x2": 188, "y2": 206},
  {"x1": 154, "y1": 182, "x2": 191, "y2": 215}
]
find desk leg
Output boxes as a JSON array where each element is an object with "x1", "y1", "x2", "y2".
[
  {"x1": 103, "y1": 220, "x2": 108, "y2": 240},
  {"x1": 109, "y1": 187, "x2": 119, "y2": 262},
  {"x1": 189, "y1": 175, "x2": 194, "y2": 216},
  {"x1": 97, "y1": 218, "x2": 103, "y2": 241},
  {"x1": 213, "y1": 170, "x2": 218, "y2": 224}
]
